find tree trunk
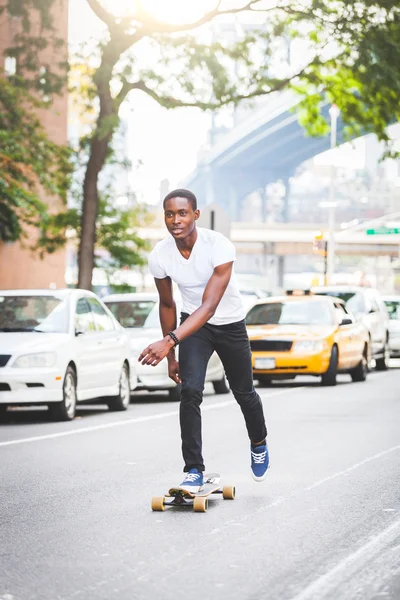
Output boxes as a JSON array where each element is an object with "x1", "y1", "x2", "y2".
[
  {"x1": 77, "y1": 37, "x2": 129, "y2": 290},
  {"x1": 78, "y1": 134, "x2": 111, "y2": 289}
]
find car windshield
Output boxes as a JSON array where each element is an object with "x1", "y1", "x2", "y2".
[
  {"x1": 315, "y1": 290, "x2": 365, "y2": 314},
  {"x1": 105, "y1": 300, "x2": 156, "y2": 328},
  {"x1": 384, "y1": 300, "x2": 400, "y2": 320},
  {"x1": 143, "y1": 304, "x2": 161, "y2": 329},
  {"x1": 0, "y1": 295, "x2": 69, "y2": 333},
  {"x1": 142, "y1": 300, "x2": 183, "y2": 329},
  {"x1": 246, "y1": 300, "x2": 333, "y2": 326}
]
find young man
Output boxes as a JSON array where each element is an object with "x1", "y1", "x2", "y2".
[{"x1": 139, "y1": 189, "x2": 269, "y2": 491}]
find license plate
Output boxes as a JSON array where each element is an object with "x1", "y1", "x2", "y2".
[{"x1": 254, "y1": 357, "x2": 276, "y2": 370}]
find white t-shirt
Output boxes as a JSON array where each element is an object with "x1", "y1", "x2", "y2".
[{"x1": 148, "y1": 228, "x2": 246, "y2": 326}]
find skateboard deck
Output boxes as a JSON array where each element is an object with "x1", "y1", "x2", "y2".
[{"x1": 151, "y1": 473, "x2": 235, "y2": 512}]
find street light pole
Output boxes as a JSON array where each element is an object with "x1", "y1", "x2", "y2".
[{"x1": 327, "y1": 104, "x2": 340, "y2": 284}]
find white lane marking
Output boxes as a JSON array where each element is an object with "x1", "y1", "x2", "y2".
[
  {"x1": 288, "y1": 518, "x2": 400, "y2": 600},
  {"x1": 0, "y1": 387, "x2": 302, "y2": 449},
  {"x1": 304, "y1": 445, "x2": 400, "y2": 491}
]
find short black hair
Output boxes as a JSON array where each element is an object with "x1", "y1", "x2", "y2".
[{"x1": 163, "y1": 188, "x2": 197, "y2": 211}]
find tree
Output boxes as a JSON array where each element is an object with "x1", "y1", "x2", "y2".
[
  {"x1": 0, "y1": 77, "x2": 72, "y2": 249},
  {"x1": 72, "y1": 0, "x2": 400, "y2": 289},
  {"x1": 38, "y1": 120, "x2": 152, "y2": 283},
  {"x1": 0, "y1": 0, "x2": 71, "y2": 251},
  {"x1": 2, "y1": 0, "x2": 154, "y2": 279}
]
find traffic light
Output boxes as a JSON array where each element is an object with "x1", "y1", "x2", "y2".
[
  {"x1": 313, "y1": 232, "x2": 328, "y2": 285},
  {"x1": 313, "y1": 232, "x2": 328, "y2": 256}
]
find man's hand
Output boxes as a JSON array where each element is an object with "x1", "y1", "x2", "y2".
[
  {"x1": 138, "y1": 336, "x2": 175, "y2": 366},
  {"x1": 167, "y1": 355, "x2": 181, "y2": 384}
]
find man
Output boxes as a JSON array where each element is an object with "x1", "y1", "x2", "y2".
[{"x1": 139, "y1": 189, "x2": 269, "y2": 492}]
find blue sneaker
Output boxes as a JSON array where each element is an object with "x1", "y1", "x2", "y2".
[
  {"x1": 179, "y1": 468, "x2": 204, "y2": 493},
  {"x1": 251, "y1": 442, "x2": 269, "y2": 481}
]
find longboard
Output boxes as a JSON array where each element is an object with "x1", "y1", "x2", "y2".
[{"x1": 151, "y1": 472, "x2": 235, "y2": 512}]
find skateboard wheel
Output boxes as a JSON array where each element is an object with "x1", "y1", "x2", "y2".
[
  {"x1": 222, "y1": 486, "x2": 235, "y2": 500},
  {"x1": 193, "y1": 496, "x2": 208, "y2": 512},
  {"x1": 151, "y1": 496, "x2": 165, "y2": 511}
]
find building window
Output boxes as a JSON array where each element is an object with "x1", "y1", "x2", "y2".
[{"x1": 4, "y1": 56, "x2": 17, "y2": 76}]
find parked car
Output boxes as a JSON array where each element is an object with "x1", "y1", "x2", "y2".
[
  {"x1": 247, "y1": 291, "x2": 370, "y2": 386},
  {"x1": 312, "y1": 285, "x2": 390, "y2": 370},
  {"x1": 0, "y1": 289, "x2": 137, "y2": 421},
  {"x1": 382, "y1": 295, "x2": 400, "y2": 358},
  {"x1": 239, "y1": 289, "x2": 269, "y2": 311},
  {"x1": 104, "y1": 293, "x2": 229, "y2": 400},
  {"x1": 101, "y1": 292, "x2": 157, "y2": 329}
]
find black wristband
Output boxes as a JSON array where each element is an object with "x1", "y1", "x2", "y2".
[{"x1": 167, "y1": 331, "x2": 180, "y2": 347}]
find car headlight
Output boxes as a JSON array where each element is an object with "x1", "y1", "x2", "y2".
[
  {"x1": 12, "y1": 352, "x2": 57, "y2": 368},
  {"x1": 295, "y1": 340, "x2": 326, "y2": 353}
]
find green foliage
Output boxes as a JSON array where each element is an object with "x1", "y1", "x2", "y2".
[
  {"x1": 1, "y1": 0, "x2": 67, "y2": 98},
  {"x1": 0, "y1": 77, "x2": 72, "y2": 246},
  {"x1": 292, "y1": 3, "x2": 400, "y2": 148},
  {"x1": 1, "y1": 0, "x2": 72, "y2": 250},
  {"x1": 94, "y1": 196, "x2": 151, "y2": 275},
  {"x1": 39, "y1": 193, "x2": 152, "y2": 277}
]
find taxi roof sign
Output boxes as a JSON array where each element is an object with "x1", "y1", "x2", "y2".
[{"x1": 286, "y1": 290, "x2": 313, "y2": 296}]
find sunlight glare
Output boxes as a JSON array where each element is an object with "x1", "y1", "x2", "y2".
[{"x1": 114, "y1": 0, "x2": 218, "y2": 25}]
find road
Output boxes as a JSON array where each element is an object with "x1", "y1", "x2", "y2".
[{"x1": 1, "y1": 365, "x2": 399, "y2": 600}]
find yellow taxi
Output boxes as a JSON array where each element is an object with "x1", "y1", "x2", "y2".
[{"x1": 246, "y1": 291, "x2": 369, "y2": 386}]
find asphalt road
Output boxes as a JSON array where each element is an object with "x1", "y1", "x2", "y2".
[{"x1": 1, "y1": 364, "x2": 399, "y2": 600}]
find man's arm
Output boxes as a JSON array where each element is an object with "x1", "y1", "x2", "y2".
[
  {"x1": 138, "y1": 262, "x2": 233, "y2": 366},
  {"x1": 151, "y1": 276, "x2": 181, "y2": 383},
  {"x1": 155, "y1": 276, "x2": 177, "y2": 338}
]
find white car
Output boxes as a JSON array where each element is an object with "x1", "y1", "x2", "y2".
[
  {"x1": 102, "y1": 292, "x2": 158, "y2": 329},
  {"x1": 0, "y1": 289, "x2": 137, "y2": 421},
  {"x1": 312, "y1": 285, "x2": 390, "y2": 369},
  {"x1": 382, "y1": 296, "x2": 400, "y2": 358},
  {"x1": 103, "y1": 293, "x2": 229, "y2": 401}
]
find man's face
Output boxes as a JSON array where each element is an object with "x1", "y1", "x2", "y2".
[{"x1": 164, "y1": 197, "x2": 200, "y2": 240}]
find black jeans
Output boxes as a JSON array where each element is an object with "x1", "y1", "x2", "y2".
[{"x1": 179, "y1": 313, "x2": 267, "y2": 472}]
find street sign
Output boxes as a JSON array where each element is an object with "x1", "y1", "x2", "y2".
[{"x1": 366, "y1": 227, "x2": 400, "y2": 235}]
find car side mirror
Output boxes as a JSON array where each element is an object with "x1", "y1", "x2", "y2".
[
  {"x1": 340, "y1": 318, "x2": 353, "y2": 326},
  {"x1": 75, "y1": 329, "x2": 85, "y2": 336}
]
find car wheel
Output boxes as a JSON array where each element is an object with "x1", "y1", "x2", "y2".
[
  {"x1": 350, "y1": 346, "x2": 368, "y2": 382},
  {"x1": 321, "y1": 345, "x2": 338, "y2": 387},
  {"x1": 49, "y1": 365, "x2": 77, "y2": 421},
  {"x1": 375, "y1": 340, "x2": 390, "y2": 371},
  {"x1": 168, "y1": 384, "x2": 181, "y2": 402},
  {"x1": 212, "y1": 375, "x2": 230, "y2": 395},
  {"x1": 257, "y1": 377, "x2": 273, "y2": 387},
  {"x1": 108, "y1": 362, "x2": 130, "y2": 411}
]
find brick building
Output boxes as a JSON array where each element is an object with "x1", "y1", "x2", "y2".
[{"x1": 0, "y1": 0, "x2": 69, "y2": 289}]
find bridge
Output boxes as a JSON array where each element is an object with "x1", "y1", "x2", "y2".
[
  {"x1": 182, "y1": 91, "x2": 344, "y2": 220},
  {"x1": 139, "y1": 222, "x2": 400, "y2": 257}
]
